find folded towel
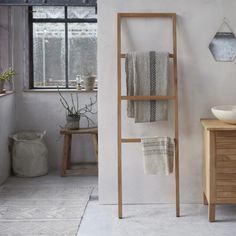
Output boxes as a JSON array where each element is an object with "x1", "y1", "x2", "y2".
[
  {"x1": 141, "y1": 137, "x2": 174, "y2": 175},
  {"x1": 125, "y1": 51, "x2": 169, "y2": 123}
]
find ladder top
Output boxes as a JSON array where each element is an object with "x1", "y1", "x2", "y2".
[{"x1": 118, "y1": 13, "x2": 176, "y2": 18}]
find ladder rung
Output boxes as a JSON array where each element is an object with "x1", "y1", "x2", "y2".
[
  {"x1": 121, "y1": 138, "x2": 177, "y2": 143},
  {"x1": 120, "y1": 53, "x2": 174, "y2": 58},
  {"x1": 121, "y1": 95, "x2": 175, "y2": 101},
  {"x1": 121, "y1": 138, "x2": 141, "y2": 143}
]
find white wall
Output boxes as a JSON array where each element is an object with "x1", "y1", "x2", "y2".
[
  {"x1": 12, "y1": 7, "x2": 98, "y2": 170},
  {"x1": 0, "y1": 94, "x2": 15, "y2": 185},
  {"x1": 0, "y1": 7, "x2": 15, "y2": 184},
  {"x1": 98, "y1": 0, "x2": 236, "y2": 204}
]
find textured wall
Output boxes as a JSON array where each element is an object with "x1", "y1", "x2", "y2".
[
  {"x1": 0, "y1": 7, "x2": 15, "y2": 185},
  {"x1": 98, "y1": 0, "x2": 236, "y2": 204},
  {"x1": 0, "y1": 94, "x2": 15, "y2": 185}
]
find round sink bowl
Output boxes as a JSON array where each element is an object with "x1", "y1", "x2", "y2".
[{"x1": 211, "y1": 105, "x2": 236, "y2": 124}]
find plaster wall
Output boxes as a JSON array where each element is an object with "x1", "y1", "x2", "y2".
[
  {"x1": 0, "y1": 7, "x2": 15, "y2": 184},
  {"x1": 98, "y1": 0, "x2": 236, "y2": 204},
  {"x1": 0, "y1": 94, "x2": 15, "y2": 184}
]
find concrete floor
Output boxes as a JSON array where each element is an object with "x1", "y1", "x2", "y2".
[
  {"x1": 2, "y1": 174, "x2": 236, "y2": 236},
  {"x1": 78, "y1": 202, "x2": 236, "y2": 236},
  {"x1": 77, "y1": 177, "x2": 236, "y2": 236}
]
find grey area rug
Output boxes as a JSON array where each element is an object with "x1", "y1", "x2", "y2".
[{"x1": 0, "y1": 184, "x2": 93, "y2": 236}]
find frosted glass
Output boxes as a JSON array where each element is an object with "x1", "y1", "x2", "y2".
[
  {"x1": 33, "y1": 6, "x2": 64, "y2": 19},
  {"x1": 33, "y1": 23, "x2": 66, "y2": 87},
  {"x1": 68, "y1": 23, "x2": 97, "y2": 87},
  {"x1": 67, "y1": 7, "x2": 97, "y2": 19}
]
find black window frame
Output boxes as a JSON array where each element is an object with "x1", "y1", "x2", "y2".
[{"x1": 28, "y1": 5, "x2": 97, "y2": 89}]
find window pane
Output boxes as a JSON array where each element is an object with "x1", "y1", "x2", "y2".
[
  {"x1": 67, "y1": 6, "x2": 97, "y2": 19},
  {"x1": 68, "y1": 23, "x2": 97, "y2": 87},
  {"x1": 33, "y1": 23, "x2": 65, "y2": 88},
  {"x1": 33, "y1": 6, "x2": 64, "y2": 19}
]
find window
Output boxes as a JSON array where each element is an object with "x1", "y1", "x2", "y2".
[{"x1": 29, "y1": 6, "x2": 97, "y2": 89}]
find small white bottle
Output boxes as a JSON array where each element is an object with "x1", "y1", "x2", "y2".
[{"x1": 76, "y1": 75, "x2": 82, "y2": 91}]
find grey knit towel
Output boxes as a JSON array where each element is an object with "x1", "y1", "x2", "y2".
[
  {"x1": 125, "y1": 51, "x2": 169, "y2": 123},
  {"x1": 141, "y1": 137, "x2": 174, "y2": 175}
]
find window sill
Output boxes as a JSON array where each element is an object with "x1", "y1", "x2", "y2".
[
  {"x1": 0, "y1": 91, "x2": 14, "y2": 98},
  {"x1": 23, "y1": 88, "x2": 98, "y2": 93}
]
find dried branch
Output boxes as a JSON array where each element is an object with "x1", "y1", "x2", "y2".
[
  {"x1": 58, "y1": 88, "x2": 97, "y2": 127},
  {"x1": 58, "y1": 88, "x2": 71, "y2": 112},
  {"x1": 71, "y1": 93, "x2": 76, "y2": 114},
  {"x1": 80, "y1": 113, "x2": 96, "y2": 127},
  {"x1": 76, "y1": 92, "x2": 79, "y2": 112},
  {"x1": 78, "y1": 96, "x2": 97, "y2": 114}
]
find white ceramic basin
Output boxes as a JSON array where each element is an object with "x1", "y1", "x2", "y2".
[{"x1": 211, "y1": 105, "x2": 236, "y2": 124}]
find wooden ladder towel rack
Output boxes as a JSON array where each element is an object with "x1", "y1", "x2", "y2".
[{"x1": 117, "y1": 13, "x2": 180, "y2": 219}]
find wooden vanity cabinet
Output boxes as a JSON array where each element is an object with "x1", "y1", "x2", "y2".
[{"x1": 201, "y1": 119, "x2": 236, "y2": 222}]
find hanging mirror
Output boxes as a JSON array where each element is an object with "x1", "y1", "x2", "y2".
[{"x1": 209, "y1": 19, "x2": 236, "y2": 62}]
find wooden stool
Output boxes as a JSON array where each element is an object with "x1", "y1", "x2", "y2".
[{"x1": 60, "y1": 127, "x2": 98, "y2": 177}]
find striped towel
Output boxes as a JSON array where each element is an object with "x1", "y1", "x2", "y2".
[
  {"x1": 125, "y1": 51, "x2": 169, "y2": 123},
  {"x1": 141, "y1": 137, "x2": 174, "y2": 175}
]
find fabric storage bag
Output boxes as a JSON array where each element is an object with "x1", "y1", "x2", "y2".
[{"x1": 12, "y1": 131, "x2": 48, "y2": 177}]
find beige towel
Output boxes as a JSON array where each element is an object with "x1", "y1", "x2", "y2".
[{"x1": 141, "y1": 137, "x2": 174, "y2": 175}]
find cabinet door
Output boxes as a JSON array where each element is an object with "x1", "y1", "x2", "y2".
[{"x1": 215, "y1": 131, "x2": 236, "y2": 203}]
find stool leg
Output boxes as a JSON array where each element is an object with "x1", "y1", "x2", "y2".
[
  {"x1": 92, "y1": 133, "x2": 98, "y2": 162},
  {"x1": 67, "y1": 134, "x2": 72, "y2": 169},
  {"x1": 61, "y1": 134, "x2": 69, "y2": 177}
]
